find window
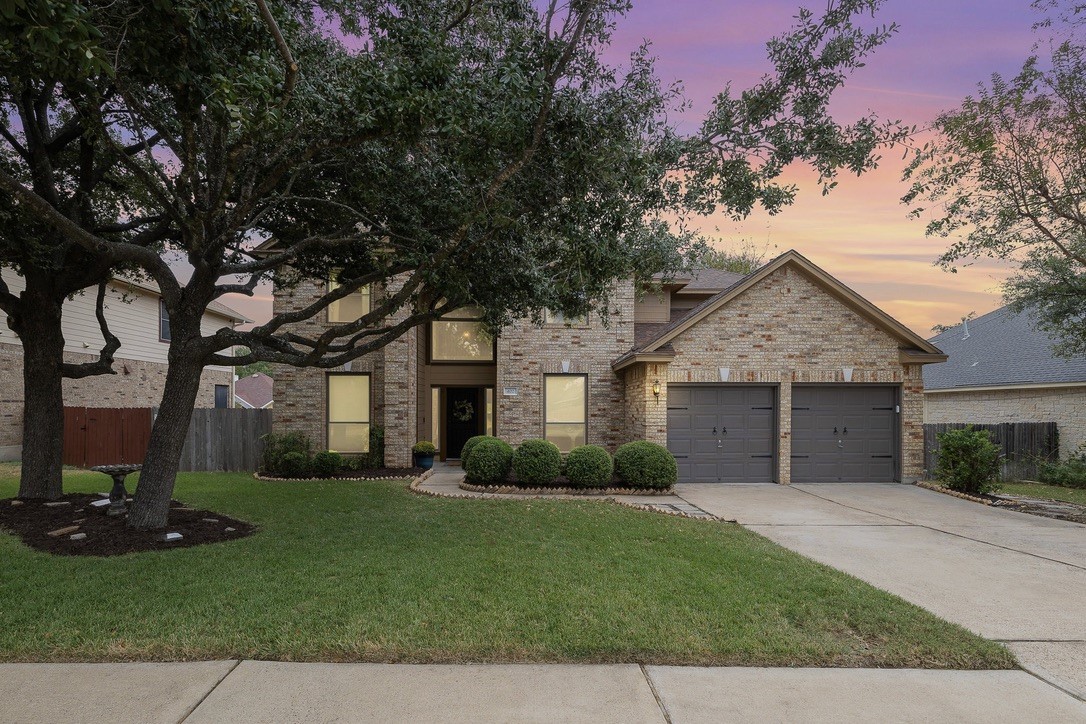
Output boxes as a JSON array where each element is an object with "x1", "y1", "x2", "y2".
[
  {"x1": 430, "y1": 306, "x2": 495, "y2": 362},
  {"x1": 544, "y1": 308, "x2": 588, "y2": 326},
  {"x1": 327, "y1": 275, "x2": 371, "y2": 323},
  {"x1": 214, "y1": 385, "x2": 229, "y2": 409},
  {"x1": 159, "y1": 298, "x2": 171, "y2": 341},
  {"x1": 485, "y1": 388, "x2": 495, "y2": 436},
  {"x1": 327, "y1": 374, "x2": 371, "y2": 453},
  {"x1": 431, "y1": 387, "x2": 441, "y2": 452},
  {"x1": 544, "y1": 374, "x2": 587, "y2": 453}
]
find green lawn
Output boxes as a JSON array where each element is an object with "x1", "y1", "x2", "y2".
[
  {"x1": 0, "y1": 471, "x2": 1012, "y2": 668},
  {"x1": 1000, "y1": 482, "x2": 1086, "y2": 506}
]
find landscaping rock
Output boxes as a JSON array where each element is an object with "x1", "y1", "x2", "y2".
[
  {"x1": 44, "y1": 501, "x2": 71, "y2": 507},
  {"x1": 225, "y1": 527, "x2": 236, "y2": 532},
  {"x1": 160, "y1": 532, "x2": 183, "y2": 542},
  {"x1": 201, "y1": 518, "x2": 220, "y2": 523},
  {"x1": 10, "y1": 500, "x2": 23, "y2": 506},
  {"x1": 89, "y1": 499, "x2": 111, "y2": 508},
  {"x1": 69, "y1": 533, "x2": 87, "y2": 541},
  {"x1": 47, "y1": 525, "x2": 80, "y2": 537}
]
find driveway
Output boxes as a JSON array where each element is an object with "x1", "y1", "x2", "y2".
[{"x1": 677, "y1": 482, "x2": 1086, "y2": 701}]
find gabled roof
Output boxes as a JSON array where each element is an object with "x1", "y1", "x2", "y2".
[
  {"x1": 653, "y1": 267, "x2": 747, "y2": 294},
  {"x1": 924, "y1": 305, "x2": 1086, "y2": 390},
  {"x1": 234, "y1": 372, "x2": 274, "y2": 408},
  {"x1": 614, "y1": 249, "x2": 945, "y2": 370},
  {"x1": 110, "y1": 276, "x2": 251, "y2": 323}
]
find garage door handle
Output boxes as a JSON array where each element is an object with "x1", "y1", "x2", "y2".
[{"x1": 833, "y1": 426, "x2": 838, "y2": 434}]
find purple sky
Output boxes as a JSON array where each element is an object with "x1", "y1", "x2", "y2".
[{"x1": 224, "y1": 0, "x2": 1041, "y2": 335}]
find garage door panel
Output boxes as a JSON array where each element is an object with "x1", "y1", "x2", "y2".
[
  {"x1": 667, "y1": 385, "x2": 776, "y2": 483},
  {"x1": 791, "y1": 385, "x2": 897, "y2": 483}
]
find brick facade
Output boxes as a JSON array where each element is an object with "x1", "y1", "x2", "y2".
[
  {"x1": 496, "y1": 282, "x2": 634, "y2": 451},
  {"x1": 925, "y1": 386, "x2": 1086, "y2": 458},
  {"x1": 622, "y1": 362, "x2": 668, "y2": 445},
  {"x1": 0, "y1": 341, "x2": 232, "y2": 461},
  {"x1": 659, "y1": 266, "x2": 925, "y2": 482}
]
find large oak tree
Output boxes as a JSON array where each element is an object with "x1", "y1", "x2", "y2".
[{"x1": 1, "y1": 0, "x2": 906, "y2": 528}]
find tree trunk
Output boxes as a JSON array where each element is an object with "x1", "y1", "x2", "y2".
[
  {"x1": 16, "y1": 292, "x2": 67, "y2": 500},
  {"x1": 126, "y1": 358, "x2": 203, "y2": 530}
]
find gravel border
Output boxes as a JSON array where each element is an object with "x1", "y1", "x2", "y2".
[{"x1": 253, "y1": 470, "x2": 422, "y2": 482}]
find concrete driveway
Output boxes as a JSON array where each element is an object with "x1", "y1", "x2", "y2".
[{"x1": 677, "y1": 482, "x2": 1086, "y2": 701}]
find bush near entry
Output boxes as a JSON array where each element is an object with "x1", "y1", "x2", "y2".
[
  {"x1": 614, "y1": 441, "x2": 677, "y2": 490},
  {"x1": 512, "y1": 439, "x2": 562, "y2": 486},
  {"x1": 934, "y1": 426, "x2": 1001, "y2": 495},
  {"x1": 460, "y1": 435, "x2": 492, "y2": 466},
  {"x1": 464, "y1": 438, "x2": 513, "y2": 485},
  {"x1": 564, "y1": 445, "x2": 614, "y2": 488}
]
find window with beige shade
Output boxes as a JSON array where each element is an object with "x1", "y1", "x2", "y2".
[
  {"x1": 430, "y1": 306, "x2": 495, "y2": 362},
  {"x1": 327, "y1": 374, "x2": 370, "y2": 453},
  {"x1": 544, "y1": 374, "x2": 587, "y2": 453},
  {"x1": 544, "y1": 308, "x2": 588, "y2": 326},
  {"x1": 327, "y1": 275, "x2": 371, "y2": 323}
]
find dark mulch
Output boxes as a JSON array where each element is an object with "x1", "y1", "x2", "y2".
[
  {"x1": 0, "y1": 494, "x2": 255, "y2": 557},
  {"x1": 263, "y1": 467, "x2": 425, "y2": 481},
  {"x1": 478, "y1": 472, "x2": 668, "y2": 492}
]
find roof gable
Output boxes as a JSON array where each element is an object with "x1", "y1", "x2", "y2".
[{"x1": 637, "y1": 250, "x2": 943, "y2": 357}]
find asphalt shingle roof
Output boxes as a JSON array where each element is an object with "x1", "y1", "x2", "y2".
[
  {"x1": 234, "y1": 372, "x2": 273, "y2": 408},
  {"x1": 923, "y1": 305, "x2": 1086, "y2": 390}
]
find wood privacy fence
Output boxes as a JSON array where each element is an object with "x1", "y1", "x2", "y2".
[
  {"x1": 177, "y1": 407, "x2": 272, "y2": 472},
  {"x1": 923, "y1": 422, "x2": 1060, "y2": 481},
  {"x1": 63, "y1": 407, "x2": 153, "y2": 468}
]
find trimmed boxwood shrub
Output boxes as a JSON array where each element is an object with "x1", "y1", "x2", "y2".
[
  {"x1": 512, "y1": 439, "x2": 562, "y2": 486},
  {"x1": 311, "y1": 451, "x2": 343, "y2": 478},
  {"x1": 278, "y1": 451, "x2": 312, "y2": 479},
  {"x1": 460, "y1": 435, "x2": 491, "y2": 466},
  {"x1": 564, "y1": 445, "x2": 613, "y2": 488},
  {"x1": 261, "y1": 431, "x2": 311, "y2": 475},
  {"x1": 464, "y1": 437, "x2": 513, "y2": 485},
  {"x1": 614, "y1": 441, "x2": 677, "y2": 490},
  {"x1": 934, "y1": 426, "x2": 1001, "y2": 494}
]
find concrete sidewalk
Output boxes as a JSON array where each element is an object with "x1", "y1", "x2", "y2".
[{"x1": 2, "y1": 661, "x2": 1084, "y2": 723}]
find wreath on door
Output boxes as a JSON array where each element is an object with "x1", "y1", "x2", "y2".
[{"x1": 452, "y1": 399, "x2": 475, "y2": 422}]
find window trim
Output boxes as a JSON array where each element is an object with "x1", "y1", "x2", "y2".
[
  {"x1": 325, "y1": 372, "x2": 372, "y2": 454},
  {"x1": 543, "y1": 373, "x2": 588, "y2": 452},
  {"x1": 326, "y1": 274, "x2": 372, "y2": 324},
  {"x1": 427, "y1": 309, "x2": 497, "y2": 365},
  {"x1": 158, "y1": 298, "x2": 171, "y2": 342}
]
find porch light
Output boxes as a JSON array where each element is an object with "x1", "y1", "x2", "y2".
[{"x1": 652, "y1": 379, "x2": 661, "y2": 397}]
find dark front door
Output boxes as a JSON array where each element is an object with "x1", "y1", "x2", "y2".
[
  {"x1": 667, "y1": 385, "x2": 776, "y2": 483},
  {"x1": 444, "y1": 387, "x2": 482, "y2": 459},
  {"x1": 790, "y1": 385, "x2": 898, "y2": 482}
]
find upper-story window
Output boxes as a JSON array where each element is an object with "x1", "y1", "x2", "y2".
[
  {"x1": 327, "y1": 273, "x2": 371, "y2": 323},
  {"x1": 430, "y1": 306, "x2": 495, "y2": 362},
  {"x1": 159, "y1": 298, "x2": 171, "y2": 342},
  {"x1": 544, "y1": 308, "x2": 589, "y2": 326}
]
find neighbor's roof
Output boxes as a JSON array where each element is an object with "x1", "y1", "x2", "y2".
[
  {"x1": 234, "y1": 372, "x2": 274, "y2": 409},
  {"x1": 110, "y1": 276, "x2": 251, "y2": 323},
  {"x1": 615, "y1": 250, "x2": 945, "y2": 371},
  {"x1": 924, "y1": 306, "x2": 1086, "y2": 390}
]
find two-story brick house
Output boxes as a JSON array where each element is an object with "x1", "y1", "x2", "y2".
[{"x1": 273, "y1": 250, "x2": 946, "y2": 483}]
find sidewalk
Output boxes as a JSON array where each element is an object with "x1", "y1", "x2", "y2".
[{"x1": 1, "y1": 660, "x2": 1083, "y2": 723}]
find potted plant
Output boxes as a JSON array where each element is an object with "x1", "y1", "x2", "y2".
[{"x1": 412, "y1": 441, "x2": 437, "y2": 470}]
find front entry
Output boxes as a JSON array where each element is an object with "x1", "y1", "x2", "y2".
[
  {"x1": 667, "y1": 385, "x2": 776, "y2": 483},
  {"x1": 443, "y1": 387, "x2": 483, "y2": 459}
]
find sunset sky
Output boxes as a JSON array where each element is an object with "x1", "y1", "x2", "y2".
[{"x1": 225, "y1": 0, "x2": 1041, "y2": 336}]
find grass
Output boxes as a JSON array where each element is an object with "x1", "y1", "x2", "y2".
[
  {"x1": 1000, "y1": 481, "x2": 1086, "y2": 506},
  {"x1": 0, "y1": 470, "x2": 1013, "y2": 668}
]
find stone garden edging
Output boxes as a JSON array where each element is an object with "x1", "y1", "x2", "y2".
[
  {"x1": 915, "y1": 480, "x2": 997, "y2": 505},
  {"x1": 458, "y1": 480, "x2": 676, "y2": 496},
  {"x1": 253, "y1": 471, "x2": 423, "y2": 483}
]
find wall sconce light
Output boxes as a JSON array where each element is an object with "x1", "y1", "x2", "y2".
[{"x1": 652, "y1": 379, "x2": 661, "y2": 397}]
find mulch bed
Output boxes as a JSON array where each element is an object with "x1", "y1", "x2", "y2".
[
  {"x1": 461, "y1": 472, "x2": 673, "y2": 496},
  {"x1": 0, "y1": 494, "x2": 255, "y2": 557},
  {"x1": 256, "y1": 467, "x2": 425, "y2": 481}
]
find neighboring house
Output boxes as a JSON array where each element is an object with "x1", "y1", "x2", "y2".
[
  {"x1": 0, "y1": 270, "x2": 248, "y2": 461},
  {"x1": 924, "y1": 305, "x2": 1086, "y2": 459},
  {"x1": 234, "y1": 372, "x2": 274, "y2": 409},
  {"x1": 272, "y1": 250, "x2": 946, "y2": 482}
]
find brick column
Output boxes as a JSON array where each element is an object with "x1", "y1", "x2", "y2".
[
  {"x1": 623, "y1": 362, "x2": 667, "y2": 445},
  {"x1": 383, "y1": 323, "x2": 418, "y2": 468},
  {"x1": 777, "y1": 379, "x2": 791, "y2": 484},
  {"x1": 901, "y1": 365, "x2": 925, "y2": 481}
]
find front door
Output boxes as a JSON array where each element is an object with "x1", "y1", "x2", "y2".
[{"x1": 444, "y1": 387, "x2": 482, "y2": 459}]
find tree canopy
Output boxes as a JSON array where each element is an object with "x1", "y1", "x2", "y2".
[{"x1": 903, "y1": 1, "x2": 1086, "y2": 357}]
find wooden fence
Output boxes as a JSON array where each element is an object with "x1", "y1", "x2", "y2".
[
  {"x1": 177, "y1": 407, "x2": 272, "y2": 472},
  {"x1": 923, "y1": 422, "x2": 1060, "y2": 481},
  {"x1": 63, "y1": 407, "x2": 153, "y2": 468}
]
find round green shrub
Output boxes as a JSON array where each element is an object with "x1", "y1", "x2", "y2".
[
  {"x1": 460, "y1": 435, "x2": 492, "y2": 465},
  {"x1": 463, "y1": 437, "x2": 513, "y2": 485},
  {"x1": 564, "y1": 445, "x2": 614, "y2": 488},
  {"x1": 512, "y1": 439, "x2": 562, "y2": 487},
  {"x1": 278, "y1": 451, "x2": 312, "y2": 479},
  {"x1": 934, "y1": 426, "x2": 1001, "y2": 494},
  {"x1": 311, "y1": 451, "x2": 343, "y2": 478},
  {"x1": 614, "y1": 441, "x2": 677, "y2": 489},
  {"x1": 412, "y1": 440, "x2": 437, "y2": 456}
]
